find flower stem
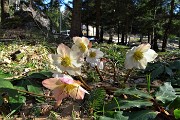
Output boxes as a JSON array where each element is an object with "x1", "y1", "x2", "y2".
[
  {"x1": 16, "y1": 89, "x2": 54, "y2": 98},
  {"x1": 78, "y1": 75, "x2": 91, "y2": 90},
  {"x1": 124, "y1": 69, "x2": 133, "y2": 83},
  {"x1": 95, "y1": 66, "x2": 104, "y2": 81}
]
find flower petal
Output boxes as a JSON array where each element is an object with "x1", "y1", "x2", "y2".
[
  {"x1": 143, "y1": 49, "x2": 158, "y2": 62},
  {"x1": 42, "y1": 78, "x2": 59, "y2": 90},
  {"x1": 57, "y1": 43, "x2": 71, "y2": 56},
  {"x1": 137, "y1": 43, "x2": 151, "y2": 52},
  {"x1": 53, "y1": 86, "x2": 68, "y2": 106}
]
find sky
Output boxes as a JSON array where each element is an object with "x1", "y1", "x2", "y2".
[{"x1": 43, "y1": 0, "x2": 72, "y2": 11}]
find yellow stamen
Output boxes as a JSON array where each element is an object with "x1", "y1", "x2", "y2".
[
  {"x1": 65, "y1": 84, "x2": 76, "y2": 93},
  {"x1": 61, "y1": 56, "x2": 71, "y2": 67},
  {"x1": 89, "y1": 52, "x2": 96, "y2": 58},
  {"x1": 133, "y1": 50, "x2": 143, "y2": 61},
  {"x1": 79, "y1": 42, "x2": 86, "y2": 52}
]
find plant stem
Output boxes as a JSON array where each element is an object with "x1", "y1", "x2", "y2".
[
  {"x1": 95, "y1": 66, "x2": 104, "y2": 81},
  {"x1": 16, "y1": 89, "x2": 54, "y2": 98},
  {"x1": 78, "y1": 75, "x2": 91, "y2": 90},
  {"x1": 124, "y1": 69, "x2": 133, "y2": 83},
  {"x1": 109, "y1": 60, "x2": 116, "y2": 81}
]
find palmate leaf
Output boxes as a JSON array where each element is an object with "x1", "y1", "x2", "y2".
[
  {"x1": 150, "y1": 64, "x2": 164, "y2": 80},
  {"x1": 105, "y1": 98, "x2": 153, "y2": 110},
  {"x1": 168, "y1": 97, "x2": 180, "y2": 109},
  {"x1": 98, "y1": 111, "x2": 128, "y2": 120},
  {"x1": 155, "y1": 82, "x2": 176, "y2": 104},
  {"x1": 124, "y1": 110, "x2": 158, "y2": 120},
  {"x1": 114, "y1": 88, "x2": 153, "y2": 99}
]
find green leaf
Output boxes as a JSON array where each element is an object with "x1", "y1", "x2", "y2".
[
  {"x1": 105, "y1": 99, "x2": 153, "y2": 110},
  {"x1": 174, "y1": 109, "x2": 180, "y2": 119},
  {"x1": 168, "y1": 97, "x2": 180, "y2": 109},
  {"x1": 0, "y1": 79, "x2": 14, "y2": 89},
  {"x1": 27, "y1": 72, "x2": 48, "y2": 80},
  {"x1": 115, "y1": 88, "x2": 153, "y2": 99},
  {"x1": 151, "y1": 65, "x2": 164, "y2": 80},
  {"x1": 27, "y1": 85, "x2": 43, "y2": 95},
  {"x1": 165, "y1": 66, "x2": 173, "y2": 76},
  {"x1": 0, "y1": 70, "x2": 13, "y2": 79},
  {"x1": 169, "y1": 60, "x2": 180, "y2": 70},
  {"x1": 98, "y1": 111, "x2": 128, "y2": 120},
  {"x1": 0, "y1": 95, "x2": 3, "y2": 105},
  {"x1": 124, "y1": 110, "x2": 158, "y2": 120},
  {"x1": 155, "y1": 82, "x2": 176, "y2": 103},
  {"x1": 39, "y1": 71, "x2": 53, "y2": 78}
]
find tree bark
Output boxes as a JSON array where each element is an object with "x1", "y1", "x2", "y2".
[
  {"x1": 162, "y1": 0, "x2": 175, "y2": 52},
  {"x1": 70, "y1": 0, "x2": 82, "y2": 37},
  {"x1": 95, "y1": 0, "x2": 101, "y2": 41},
  {"x1": 1, "y1": 0, "x2": 10, "y2": 23}
]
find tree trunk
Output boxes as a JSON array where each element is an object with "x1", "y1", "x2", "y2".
[
  {"x1": 1, "y1": 0, "x2": 9, "y2": 23},
  {"x1": 148, "y1": 32, "x2": 151, "y2": 43},
  {"x1": 117, "y1": 22, "x2": 120, "y2": 44},
  {"x1": 100, "y1": 26, "x2": 103, "y2": 42},
  {"x1": 121, "y1": 30, "x2": 125, "y2": 45},
  {"x1": 161, "y1": 0, "x2": 174, "y2": 52},
  {"x1": 70, "y1": 0, "x2": 82, "y2": 37},
  {"x1": 95, "y1": 0, "x2": 101, "y2": 41},
  {"x1": 153, "y1": 30, "x2": 159, "y2": 51}
]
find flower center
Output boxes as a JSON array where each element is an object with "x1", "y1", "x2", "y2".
[
  {"x1": 133, "y1": 51, "x2": 143, "y2": 61},
  {"x1": 65, "y1": 84, "x2": 76, "y2": 93},
  {"x1": 79, "y1": 42, "x2": 86, "y2": 52},
  {"x1": 61, "y1": 56, "x2": 71, "y2": 67},
  {"x1": 89, "y1": 52, "x2": 96, "y2": 58}
]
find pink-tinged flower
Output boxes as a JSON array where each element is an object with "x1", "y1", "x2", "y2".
[
  {"x1": 42, "y1": 74, "x2": 89, "y2": 107},
  {"x1": 49, "y1": 43, "x2": 82, "y2": 75},
  {"x1": 125, "y1": 43, "x2": 158, "y2": 69},
  {"x1": 86, "y1": 48, "x2": 104, "y2": 68},
  {"x1": 71, "y1": 37, "x2": 90, "y2": 55}
]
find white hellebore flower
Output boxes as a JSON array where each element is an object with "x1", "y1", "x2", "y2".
[
  {"x1": 49, "y1": 43, "x2": 82, "y2": 75},
  {"x1": 86, "y1": 48, "x2": 104, "y2": 69},
  {"x1": 72, "y1": 37, "x2": 90, "y2": 55},
  {"x1": 125, "y1": 43, "x2": 158, "y2": 69}
]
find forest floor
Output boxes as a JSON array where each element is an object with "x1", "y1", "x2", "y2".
[{"x1": 0, "y1": 28, "x2": 180, "y2": 120}]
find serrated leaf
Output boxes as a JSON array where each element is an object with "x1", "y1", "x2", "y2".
[
  {"x1": 27, "y1": 85, "x2": 43, "y2": 95},
  {"x1": 27, "y1": 72, "x2": 48, "y2": 80},
  {"x1": 98, "y1": 116, "x2": 114, "y2": 120},
  {"x1": 168, "y1": 97, "x2": 180, "y2": 109},
  {"x1": 151, "y1": 65, "x2": 164, "y2": 80},
  {"x1": 98, "y1": 111, "x2": 128, "y2": 120},
  {"x1": 169, "y1": 60, "x2": 180, "y2": 70},
  {"x1": 39, "y1": 71, "x2": 53, "y2": 78},
  {"x1": 105, "y1": 99, "x2": 153, "y2": 110},
  {"x1": 174, "y1": 109, "x2": 180, "y2": 119},
  {"x1": 165, "y1": 66, "x2": 173, "y2": 76},
  {"x1": 115, "y1": 88, "x2": 153, "y2": 99},
  {"x1": 155, "y1": 82, "x2": 176, "y2": 103},
  {"x1": 124, "y1": 110, "x2": 158, "y2": 120}
]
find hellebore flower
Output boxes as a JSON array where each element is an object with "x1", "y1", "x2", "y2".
[
  {"x1": 42, "y1": 74, "x2": 89, "y2": 106},
  {"x1": 125, "y1": 43, "x2": 158, "y2": 69},
  {"x1": 86, "y1": 48, "x2": 104, "y2": 63},
  {"x1": 72, "y1": 37, "x2": 90, "y2": 55},
  {"x1": 49, "y1": 43, "x2": 82, "y2": 75}
]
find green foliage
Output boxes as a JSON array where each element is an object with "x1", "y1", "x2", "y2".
[
  {"x1": 115, "y1": 88, "x2": 153, "y2": 99},
  {"x1": 174, "y1": 109, "x2": 180, "y2": 119},
  {"x1": 86, "y1": 88, "x2": 106, "y2": 112},
  {"x1": 98, "y1": 111, "x2": 128, "y2": 120},
  {"x1": 100, "y1": 44, "x2": 127, "y2": 67},
  {"x1": 87, "y1": 70, "x2": 100, "y2": 82},
  {"x1": 145, "y1": 60, "x2": 180, "y2": 85},
  {"x1": 97, "y1": 82, "x2": 180, "y2": 119},
  {"x1": 123, "y1": 110, "x2": 158, "y2": 120},
  {"x1": 155, "y1": 82, "x2": 176, "y2": 104}
]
